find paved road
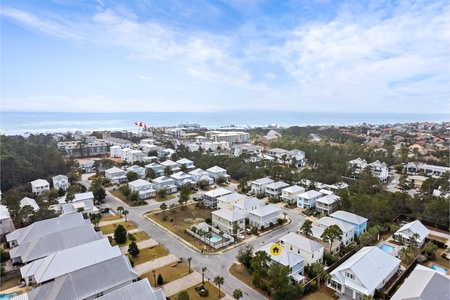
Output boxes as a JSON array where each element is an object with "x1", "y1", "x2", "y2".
[{"x1": 80, "y1": 175, "x2": 304, "y2": 298}]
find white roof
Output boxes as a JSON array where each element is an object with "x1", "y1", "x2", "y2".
[
  {"x1": 212, "y1": 208, "x2": 245, "y2": 222},
  {"x1": 97, "y1": 279, "x2": 166, "y2": 300},
  {"x1": 105, "y1": 167, "x2": 124, "y2": 173},
  {"x1": 0, "y1": 205, "x2": 10, "y2": 220},
  {"x1": 129, "y1": 179, "x2": 152, "y2": 188},
  {"x1": 152, "y1": 176, "x2": 175, "y2": 184},
  {"x1": 52, "y1": 174, "x2": 68, "y2": 181},
  {"x1": 20, "y1": 197, "x2": 40, "y2": 211},
  {"x1": 73, "y1": 192, "x2": 94, "y2": 202},
  {"x1": 189, "y1": 168, "x2": 207, "y2": 175},
  {"x1": 176, "y1": 158, "x2": 193, "y2": 164},
  {"x1": 279, "y1": 233, "x2": 323, "y2": 254},
  {"x1": 233, "y1": 197, "x2": 263, "y2": 210},
  {"x1": 330, "y1": 210, "x2": 368, "y2": 225},
  {"x1": 6, "y1": 213, "x2": 87, "y2": 244},
  {"x1": 395, "y1": 220, "x2": 430, "y2": 243},
  {"x1": 258, "y1": 244, "x2": 304, "y2": 269},
  {"x1": 391, "y1": 264, "x2": 450, "y2": 300},
  {"x1": 160, "y1": 160, "x2": 178, "y2": 167},
  {"x1": 249, "y1": 205, "x2": 281, "y2": 217},
  {"x1": 204, "y1": 188, "x2": 232, "y2": 197},
  {"x1": 282, "y1": 185, "x2": 305, "y2": 193},
  {"x1": 266, "y1": 181, "x2": 289, "y2": 189},
  {"x1": 170, "y1": 172, "x2": 192, "y2": 180},
  {"x1": 330, "y1": 247, "x2": 400, "y2": 295},
  {"x1": 217, "y1": 193, "x2": 246, "y2": 203},
  {"x1": 298, "y1": 190, "x2": 323, "y2": 199},
  {"x1": 61, "y1": 200, "x2": 97, "y2": 215},
  {"x1": 20, "y1": 238, "x2": 121, "y2": 283},
  {"x1": 316, "y1": 194, "x2": 340, "y2": 205},
  {"x1": 206, "y1": 165, "x2": 227, "y2": 173},
  {"x1": 31, "y1": 179, "x2": 49, "y2": 187},
  {"x1": 316, "y1": 217, "x2": 355, "y2": 233},
  {"x1": 127, "y1": 165, "x2": 146, "y2": 172},
  {"x1": 252, "y1": 178, "x2": 274, "y2": 185}
]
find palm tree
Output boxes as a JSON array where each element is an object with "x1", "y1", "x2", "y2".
[
  {"x1": 117, "y1": 206, "x2": 124, "y2": 217},
  {"x1": 410, "y1": 232, "x2": 420, "y2": 246},
  {"x1": 187, "y1": 257, "x2": 192, "y2": 273},
  {"x1": 123, "y1": 210, "x2": 129, "y2": 222},
  {"x1": 201, "y1": 267, "x2": 207, "y2": 284},
  {"x1": 160, "y1": 203, "x2": 167, "y2": 217},
  {"x1": 152, "y1": 270, "x2": 156, "y2": 286},
  {"x1": 213, "y1": 276, "x2": 224, "y2": 298},
  {"x1": 300, "y1": 220, "x2": 313, "y2": 237},
  {"x1": 423, "y1": 241, "x2": 438, "y2": 258},
  {"x1": 233, "y1": 289, "x2": 243, "y2": 300},
  {"x1": 91, "y1": 216, "x2": 100, "y2": 230}
]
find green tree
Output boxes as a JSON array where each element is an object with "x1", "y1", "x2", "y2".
[
  {"x1": 423, "y1": 241, "x2": 438, "y2": 258},
  {"x1": 233, "y1": 289, "x2": 243, "y2": 300},
  {"x1": 157, "y1": 188, "x2": 167, "y2": 198},
  {"x1": 250, "y1": 250, "x2": 270, "y2": 287},
  {"x1": 236, "y1": 244, "x2": 254, "y2": 269},
  {"x1": 268, "y1": 262, "x2": 290, "y2": 296},
  {"x1": 146, "y1": 168, "x2": 157, "y2": 180},
  {"x1": 160, "y1": 203, "x2": 167, "y2": 216},
  {"x1": 128, "y1": 241, "x2": 140, "y2": 257},
  {"x1": 309, "y1": 262, "x2": 329, "y2": 288},
  {"x1": 91, "y1": 186, "x2": 106, "y2": 204},
  {"x1": 128, "y1": 191, "x2": 139, "y2": 202},
  {"x1": 164, "y1": 166, "x2": 172, "y2": 176},
  {"x1": 114, "y1": 224, "x2": 127, "y2": 244},
  {"x1": 300, "y1": 219, "x2": 313, "y2": 237},
  {"x1": 157, "y1": 273, "x2": 164, "y2": 285},
  {"x1": 66, "y1": 192, "x2": 75, "y2": 203},
  {"x1": 216, "y1": 176, "x2": 227, "y2": 185},
  {"x1": 123, "y1": 210, "x2": 129, "y2": 222},
  {"x1": 320, "y1": 225, "x2": 343, "y2": 253},
  {"x1": 213, "y1": 276, "x2": 224, "y2": 298},
  {"x1": 117, "y1": 206, "x2": 124, "y2": 217},
  {"x1": 177, "y1": 290, "x2": 190, "y2": 300},
  {"x1": 91, "y1": 216, "x2": 100, "y2": 230},
  {"x1": 126, "y1": 171, "x2": 139, "y2": 182}
]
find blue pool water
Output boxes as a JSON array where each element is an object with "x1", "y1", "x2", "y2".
[
  {"x1": 0, "y1": 292, "x2": 19, "y2": 299},
  {"x1": 209, "y1": 234, "x2": 221, "y2": 243},
  {"x1": 431, "y1": 264, "x2": 448, "y2": 275},
  {"x1": 379, "y1": 244, "x2": 395, "y2": 253}
]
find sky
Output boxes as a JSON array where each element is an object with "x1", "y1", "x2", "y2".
[{"x1": 1, "y1": 0, "x2": 449, "y2": 113}]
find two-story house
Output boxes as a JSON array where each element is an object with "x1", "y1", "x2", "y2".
[
  {"x1": 110, "y1": 145, "x2": 122, "y2": 158},
  {"x1": 176, "y1": 158, "x2": 196, "y2": 171},
  {"x1": 316, "y1": 194, "x2": 341, "y2": 215},
  {"x1": 52, "y1": 175, "x2": 69, "y2": 191},
  {"x1": 20, "y1": 197, "x2": 40, "y2": 212},
  {"x1": 212, "y1": 209, "x2": 245, "y2": 235},
  {"x1": 297, "y1": 190, "x2": 323, "y2": 209},
  {"x1": 280, "y1": 185, "x2": 305, "y2": 205},
  {"x1": 128, "y1": 179, "x2": 156, "y2": 199},
  {"x1": 189, "y1": 168, "x2": 214, "y2": 185},
  {"x1": 126, "y1": 165, "x2": 146, "y2": 179},
  {"x1": 105, "y1": 167, "x2": 127, "y2": 184},
  {"x1": 330, "y1": 210, "x2": 368, "y2": 237},
  {"x1": 31, "y1": 179, "x2": 50, "y2": 196},
  {"x1": 152, "y1": 176, "x2": 177, "y2": 194},
  {"x1": 145, "y1": 163, "x2": 165, "y2": 178},
  {"x1": 251, "y1": 178, "x2": 274, "y2": 194},
  {"x1": 160, "y1": 160, "x2": 181, "y2": 174},
  {"x1": 203, "y1": 188, "x2": 232, "y2": 208},
  {"x1": 265, "y1": 181, "x2": 289, "y2": 200},
  {"x1": 248, "y1": 204, "x2": 281, "y2": 229},
  {"x1": 0, "y1": 205, "x2": 13, "y2": 236},
  {"x1": 232, "y1": 197, "x2": 264, "y2": 218},
  {"x1": 278, "y1": 233, "x2": 324, "y2": 266},
  {"x1": 217, "y1": 193, "x2": 247, "y2": 210},
  {"x1": 394, "y1": 220, "x2": 429, "y2": 247},
  {"x1": 170, "y1": 172, "x2": 194, "y2": 187},
  {"x1": 206, "y1": 166, "x2": 230, "y2": 183},
  {"x1": 316, "y1": 216, "x2": 355, "y2": 248},
  {"x1": 79, "y1": 160, "x2": 95, "y2": 173}
]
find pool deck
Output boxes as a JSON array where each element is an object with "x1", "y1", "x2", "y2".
[
  {"x1": 426, "y1": 262, "x2": 450, "y2": 276},
  {"x1": 376, "y1": 238, "x2": 405, "y2": 260}
]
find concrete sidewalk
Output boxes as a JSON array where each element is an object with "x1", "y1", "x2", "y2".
[
  {"x1": 119, "y1": 239, "x2": 159, "y2": 254},
  {"x1": 98, "y1": 217, "x2": 125, "y2": 227},
  {"x1": 134, "y1": 253, "x2": 179, "y2": 275},
  {"x1": 162, "y1": 272, "x2": 202, "y2": 297},
  {"x1": 104, "y1": 228, "x2": 140, "y2": 237}
]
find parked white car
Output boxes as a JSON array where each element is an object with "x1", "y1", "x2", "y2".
[{"x1": 237, "y1": 233, "x2": 245, "y2": 240}]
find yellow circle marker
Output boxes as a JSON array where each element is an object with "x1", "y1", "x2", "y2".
[{"x1": 270, "y1": 244, "x2": 282, "y2": 256}]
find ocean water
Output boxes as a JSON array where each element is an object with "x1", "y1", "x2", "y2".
[{"x1": 0, "y1": 111, "x2": 448, "y2": 136}]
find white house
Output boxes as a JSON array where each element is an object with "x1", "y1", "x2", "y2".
[
  {"x1": 278, "y1": 233, "x2": 324, "y2": 266},
  {"x1": 258, "y1": 243, "x2": 305, "y2": 283},
  {"x1": 0, "y1": 205, "x2": 13, "y2": 236},
  {"x1": 310, "y1": 225, "x2": 342, "y2": 255},
  {"x1": 251, "y1": 178, "x2": 274, "y2": 194},
  {"x1": 347, "y1": 158, "x2": 389, "y2": 181},
  {"x1": 203, "y1": 188, "x2": 232, "y2": 208},
  {"x1": 394, "y1": 220, "x2": 429, "y2": 247},
  {"x1": 248, "y1": 204, "x2": 281, "y2": 229},
  {"x1": 160, "y1": 160, "x2": 181, "y2": 174},
  {"x1": 170, "y1": 172, "x2": 193, "y2": 187},
  {"x1": 79, "y1": 160, "x2": 95, "y2": 173},
  {"x1": 127, "y1": 150, "x2": 145, "y2": 163},
  {"x1": 297, "y1": 190, "x2": 323, "y2": 209},
  {"x1": 110, "y1": 145, "x2": 122, "y2": 158},
  {"x1": 189, "y1": 168, "x2": 214, "y2": 185},
  {"x1": 217, "y1": 193, "x2": 247, "y2": 210},
  {"x1": 145, "y1": 162, "x2": 165, "y2": 177},
  {"x1": 211, "y1": 209, "x2": 246, "y2": 235},
  {"x1": 232, "y1": 197, "x2": 264, "y2": 218},
  {"x1": 206, "y1": 166, "x2": 230, "y2": 182},
  {"x1": 328, "y1": 247, "x2": 401, "y2": 299},
  {"x1": 31, "y1": 179, "x2": 50, "y2": 195},
  {"x1": 52, "y1": 175, "x2": 69, "y2": 191},
  {"x1": 233, "y1": 144, "x2": 262, "y2": 157},
  {"x1": 20, "y1": 197, "x2": 40, "y2": 211},
  {"x1": 61, "y1": 200, "x2": 99, "y2": 216},
  {"x1": 316, "y1": 217, "x2": 355, "y2": 246},
  {"x1": 176, "y1": 158, "x2": 196, "y2": 171},
  {"x1": 265, "y1": 181, "x2": 289, "y2": 200},
  {"x1": 128, "y1": 179, "x2": 156, "y2": 199},
  {"x1": 126, "y1": 165, "x2": 146, "y2": 179},
  {"x1": 316, "y1": 194, "x2": 341, "y2": 215},
  {"x1": 280, "y1": 185, "x2": 305, "y2": 204},
  {"x1": 105, "y1": 167, "x2": 127, "y2": 184},
  {"x1": 391, "y1": 264, "x2": 450, "y2": 300},
  {"x1": 152, "y1": 176, "x2": 178, "y2": 194}
]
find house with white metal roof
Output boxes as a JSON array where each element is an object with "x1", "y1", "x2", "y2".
[
  {"x1": 30, "y1": 179, "x2": 50, "y2": 195},
  {"x1": 189, "y1": 168, "x2": 214, "y2": 185},
  {"x1": 145, "y1": 162, "x2": 165, "y2": 177},
  {"x1": 20, "y1": 238, "x2": 121, "y2": 285},
  {"x1": 176, "y1": 158, "x2": 195, "y2": 171},
  {"x1": 330, "y1": 210, "x2": 368, "y2": 237},
  {"x1": 391, "y1": 264, "x2": 450, "y2": 300},
  {"x1": 128, "y1": 179, "x2": 156, "y2": 199},
  {"x1": 96, "y1": 278, "x2": 166, "y2": 300},
  {"x1": 296, "y1": 190, "x2": 323, "y2": 209},
  {"x1": 6, "y1": 213, "x2": 87, "y2": 248},
  {"x1": 217, "y1": 193, "x2": 247, "y2": 210},
  {"x1": 328, "y1": 246, "x2": 400, "y2": 299},
  {"x1": 52, "y1": 175, "x2": 69, "y2": 191},
  {"x1": 0, "y1": 205, "x2": 13, "y2": 236},
  {"x1": 212, "y1": 208, "x2": 246, "y2": 235},
  {"x1": 316, "y1": 194, "x2": 341, "y2": 215},
  {"x1": 9, "y1": 223, "x2": 102, "y2": 265},
  {"x1": 160, "y1": 160, "x2": 180, "y2": 173},
  {"x1": 79, "y1": 160, "x2": 95, "y2": 173},
  {"x1": 232, "y1": 197, "x2": 264, "y2": 217},
  {"x1": 105, "y1": 167, "x2": 127, "y2": 184},
  {"x1": 61, "y1": 200, "x2": 99, "y2": 216},
  {"x1": 394, "y1": 220, "x2": 429, "y2": 247},
  {"x1": 151, "y1": 176, "x2": 177, "y2": 194},
  {"x1": 316, "y1": 217, "x2": 355, "y2": 246},
  {"x1": 251, "y1": 178, "x2": 274, "y2": 194},
  {"x1": 20, "y1": 197, "x2": 40, "y2": 212},
  {"x1": 203, "y1": 188, "x2": 232, "y2": 208},
  {"x1": 206, "y1": 165, "x2": 230, "y2": 182},
  {"x1": 310, "y1": 225, "x2": 342, "y2": 255},
  {"x1": 126, "y1": 165, "x2": 146, "y2": 179},
  {"x1": 265, "y1": 181, "x2": 289, "y2": 200},
  {"x1": 248, "y1": 204, "x2": 281, "y2": 229},
  {"x1": 280, "y1": 185, "x2": 305, "y2": 204},
  {"x1": 170, "y1": 172, "x2": 193, "y2": 187},
  {"x1": 278, "y1": 233, "x2": 324, "y2": 266}
]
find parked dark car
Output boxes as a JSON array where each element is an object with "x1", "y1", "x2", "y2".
[{"x1": 101, "y1": 208, "x2": 110, "y2": 213}]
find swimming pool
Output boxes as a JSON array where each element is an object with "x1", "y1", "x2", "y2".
[
  {"x1": 430, "y1": 264, "x2": 448, "y2": 275},
  {"x1": 0, "y1": 292, "x2": 19, "y2": 299},
  {"x1": 209, "y1": 233, "x2": 221, "y2": 243},
  {"x1": 379, "y1": 244, "x2": 395, "y2": 254}
]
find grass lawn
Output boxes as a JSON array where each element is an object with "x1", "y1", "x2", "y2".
[
  {"x1": 110, "y1": 190, "x2": 148, "y2": 207},
  {"x1": 0, "y1": 277, "x2": 20, "y2": 291},
  {"x1": 126, "y1": 245, "x2": 169, "y2": 265},
  {"x1": 172, "y1": 282, "x2": 223, "y2": 300},
  {"x1": 229, "y1": 263, "x2": 270, "y2": 299},
  {"x1": 141, "y1": 262, "x2": 191, "y2": 286},
  {"x1": 429, "y1": 234, "x2": 449, "y2": 243},
  {"x1": 429, "y1": 249, "x2": 450, "y2": 268},
  {"x1": 101, "y1": 215, "x2": 122, "y2": 222},
  {"x1": 101, "y1": 221, "x2": 136, "y2": 235},
  {"x1": 153, "y1": 194, "x2": 176, "y2": 202},
  {"x1": 110, "y1": 231, "x2": 150, "y2": 246},
  {"x1": 147, "y1": 204, "x2": 219, "y2": 252}
]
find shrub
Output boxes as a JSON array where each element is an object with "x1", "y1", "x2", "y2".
[
  {"x1": 114, "y1": 224, "x2": 127, "y2": 244},
  {"x1": 191, "y1": 226, "x2": 197, "y2": 233},
  {"x1": 157, "y1": 273, "x2": 164, "y2": 285},
  {"x1": 260, "y1": 282, "x2": 268, "y2": 291},
  {"x1": 205, "y1": 218, "x2": 212, "y2": 225},
  {"x1": 277, "y1": 218, "x2": 283, "y2": 225},
  {"x1": 256, "y1": 193, "x2": 265, "y2": 199}
]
